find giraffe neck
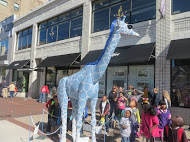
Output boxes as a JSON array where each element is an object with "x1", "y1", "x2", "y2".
[{"x1": 93, "y1": 31, "x2": 121, "y2": 82}]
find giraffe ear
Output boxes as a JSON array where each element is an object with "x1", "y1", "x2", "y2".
[{"x1": 117, "y1": 19, "x2": 121, "y2": 28}]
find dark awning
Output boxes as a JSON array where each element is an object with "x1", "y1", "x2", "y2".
[
  {"x1": 80, "y1": 43, "x2": 155, "y2": 65},
  {"x1": 167, "y1": 39, "x2": 190, "y2": 60},
  {"x1": 37, "y1": 53, "x2": 81, "y2": 67},
  {"x1": 6, "y1": 60, "x2": 30, "y2": 69}
]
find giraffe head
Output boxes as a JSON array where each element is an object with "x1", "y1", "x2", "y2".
[{"x1": 112, "y1": 16, "x2": 140, "y2": 37}]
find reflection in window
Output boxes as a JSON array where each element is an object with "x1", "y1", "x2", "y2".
[
  {"x1": 47, "y1": 25, "x2": 57, "y2": 43},
  {"x1": 172, "y1": 0, "x2": 190, "y2": 14},
  {"x1": 132, "y1": 0, "x2": 156, "y2": 23},
  {"x1": 39, "y1": 29, "x2": 47, "y2": 45},
  {"x1": 92, "y1": 0, "x2": 156, "y2": 33},
  {"x1": 58, "y1": 21, "x2": 69, "y2": 40},
  {"x1": 0, "y1": 38, "x2": 9, "y2": 55},
  {"x1": 38, "y1": 6, "x2": 83, "y2": 45},
  {"x1": 93, "y1": 8, "x2": 109, "y2": 32},
  {"x1": 17, "y1": 27, "x2": 32, "y2": 50},
  {"x1": 70, "y1": 16, "x2": 82, "y2": 38},
  {"x1": 171, "y1": 59, "x2": 190, "y2": 108}
]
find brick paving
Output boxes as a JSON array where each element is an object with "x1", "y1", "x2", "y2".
[{"x1": 0, "y1": 97, "x2": 47, "y2": 118}]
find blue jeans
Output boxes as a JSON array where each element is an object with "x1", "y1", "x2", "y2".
[
  {"x1": 39, "y1": 92, "x2": 45, "y2": 103},
  {"x1": 99, "y1": 115, "x2": 109, "y2": 132},
  {"x1": 109, "y1": 103, "x2": 117, "y2": 120},
  {"x1": 121, "y1": 137, "x2": 130, "y2": 142},
  {"x1": 10, "y1": 91, "x2": 14, "y2": 98}
]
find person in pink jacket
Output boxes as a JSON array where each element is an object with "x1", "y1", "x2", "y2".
[
  {"x1": 140, "y1": 104, "x2": 161, "y2": 141},
  {"x1": 38, "y1": 85, "x2": 50, "y2": 103}
]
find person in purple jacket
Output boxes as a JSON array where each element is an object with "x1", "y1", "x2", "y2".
[{"x1": 156, "y1": 101, "x2": 172, "y2": 141}]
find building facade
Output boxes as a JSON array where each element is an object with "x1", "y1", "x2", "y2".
[
  {"x1": 0, "y1": 0, "x2": 49, "y2": 21},
  {"x1": 7, "y1": 0, "x2": 190, "y2": 124},
  {"x1": 0, "y1": 15, "x2": 16, "y2": 82}
]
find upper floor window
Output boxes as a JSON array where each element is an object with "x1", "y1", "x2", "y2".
[
  {"x1": 38, "y1": 6, "x2": 83, "y2": 45},
  {"x1": 0, "y1": 0, "x2": 7, "y2": 6},
  {"x1": 17, "y1": 27, "x2": 32, "y2": 50},
  {"x1": 172, "y1": 0, "x2": 190, "y2": 14},
  {"x1": 14, "y1": 3, "x2": 19, "y2": 11},
  {"x1": 92, "y1": 0, "x2": 156, "y2": 33},
  {"x1": 0, "y1": 38, "x2": 8, "y2": 55}
]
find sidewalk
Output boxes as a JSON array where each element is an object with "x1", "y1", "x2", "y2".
[{"x1": 0, "y1": 120, "x2": 52, "y2": 142}]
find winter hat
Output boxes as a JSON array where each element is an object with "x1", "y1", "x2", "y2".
[{"x1": 124, "y1": 107, "x2": 132, "y2": 116}]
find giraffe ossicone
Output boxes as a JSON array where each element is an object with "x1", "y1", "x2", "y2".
[{"x1": 57, "y1": 16, "x2": 140, "y2": 142}]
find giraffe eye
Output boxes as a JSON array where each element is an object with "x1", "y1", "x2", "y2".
[{"x1": 127, "y1": 25, "x2": 133, "y2": 29}]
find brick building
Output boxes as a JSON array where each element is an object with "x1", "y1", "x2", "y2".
[{"x1": 6, "y1": 0, "x2": 190, "y2": 124}]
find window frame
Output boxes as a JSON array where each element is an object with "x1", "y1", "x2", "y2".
[
  {"x1": 38, "y1": 6, "x2": 83, "y2": 45},
  {"x1": 16, "y1": 27, "x2": 33, "y2": 50},
  {"x1": 92, "y1": 0, "x2": 156, "y2": 33}
]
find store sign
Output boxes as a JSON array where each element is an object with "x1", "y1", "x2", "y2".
[{"x1": 17, "y1": 68, "x2": 43, "y2": 72}]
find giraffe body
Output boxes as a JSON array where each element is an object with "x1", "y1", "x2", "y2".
[{"x1": 58, "y1": 17, "x2": 139, "y2": 142}]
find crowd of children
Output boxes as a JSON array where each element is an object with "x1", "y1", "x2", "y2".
[
  {"x1": 44, "y1": 85, "x2": 189, "y2": 142},
  {"x1": 99, "y1": 85, "x2": 189, "y2": 142}
]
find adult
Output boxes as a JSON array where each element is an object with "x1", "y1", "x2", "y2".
[
  {"x1": 8, "y1": 82, "x2": 16, "y2": 98},
  {"x1": 39, "y1": 84, "x2": 50, "y2": 103},
  {"x1": 140, "y1": 104, "x2": 161, "y2": 142},
  {"x1": 2, "y1": 80, "x2": 8, "y2": 99},
  {"x1": 151, "y1": 87, "x2": 160, "y2": 107},
  {"x1": 108, "y1": 85, "x2": 118, "y2": 119},
  {"x1": 162, "y1": 90, "x2": 171, "y2": 109},
  {"x1": 142, "y1": 86, "x2": 152, "y2": 104}
]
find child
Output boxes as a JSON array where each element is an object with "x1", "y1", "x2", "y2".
[
  {"x1": 129, "y1": 97, "x2": 141, "y2": 142},
  {"x1": 162, "y1": 90, "x2": 171, "y2": 109},
  {"x1": 117, "y1": 92, "x2": 128, "y2": 120},
  {"x1": 49, "y1": 96, "x2": 61, "y2": 135},
  {"x1": 120, "y1": 108, "x2": 133, "y2": 142},
  {"x1": 164, "y1": 116, "x2": 189, "y2": 142},
  {"x1": 156, "y1": 101, "x2": 172, "y2": 140},
  {"x1": 140, "y1": 104, "x2": 161, "y2": 141},
  {"x1": 99, "y1": 95, "x2": 110, "y2": 133}
]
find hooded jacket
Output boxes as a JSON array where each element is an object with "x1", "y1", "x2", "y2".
[{"x1": 120, "y1": 108, "x2": 133, "y2": 137}]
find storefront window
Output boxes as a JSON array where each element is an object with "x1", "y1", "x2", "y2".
[
  {"x1": 172, "y1": 0, "x2": 190, "y2": 14},
  {"x1": 38, "y1": 6, "x2": 83, "y2": 45},
  {"x1": 17, "y1": 27, "x2": 32, "y2": 50},
  {"x1": 12, "y1": 70, "x2": 29, "y2": 92},
  {"x1": 0, "y1": 66, "x2": 6, "y2": 81},
  {"x1": 45, "y1": 67, "x2": 80, "y2": 91},
  {"x1": 92, "y1": 0, "x2": 156, "y2": 33},
  {"x1": 171, "y1": 59, "x2": 190, "y2": 108},
  {"x1": 106, "y1": 65, "x2": 154, "y2": 96},
  {"x1": 0, "y1": 38, "x2": 9, "y2": 55},
  {"x1": 46, "y1": 67, "x2": 57, "y2": 90}
]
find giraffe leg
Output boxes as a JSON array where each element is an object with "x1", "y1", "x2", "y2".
[
  {"x1": 57, "y1": 79, "x2": 68, "y2": 142},
  {"x1": 76, "y1": 96, "x2": 88, "y2": 142},
  {"x1": 90, "y1": 97, "x2": 97, "y2": 142},
  {"x1": 71, "y1": 99, "x2": 77, "y2": 142}
]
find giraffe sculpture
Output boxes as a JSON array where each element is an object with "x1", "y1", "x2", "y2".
[{"x1": 57, "y1": 16, "x2": 140, "y2": 142}]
